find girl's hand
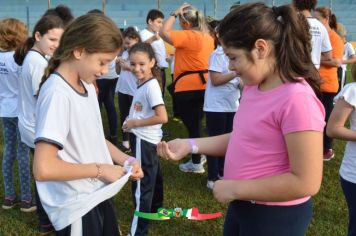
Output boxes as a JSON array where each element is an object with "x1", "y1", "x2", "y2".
[
  {"x1": 213, "y1": 180, "x2": 237, "y2": 203},
  {"x1": 122, "y1": 119, "x2": 137, "y2": 132},
  {"x1": 157, "y1": 139, "x2": 191, "y2": 161},
  {"x1": 100, "y1": 164, "x2": 127, "y2": 182},
  {"x1": 129, "y1": 160, "x2": 144, "y2": 181}
]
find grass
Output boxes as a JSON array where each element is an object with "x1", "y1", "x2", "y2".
[{"x1": 0, "y1": 71, "x2": 352, "y2": 235}]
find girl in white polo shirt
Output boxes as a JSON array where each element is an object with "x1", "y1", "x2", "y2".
[
  {"x1": 33, "y1": 14, "x2": 143, "y2": 235},
  {"x1": 122, "y1": 42, "x2": 168, "y2": 236},
  {"x1": 0, "y1": 18, "x2": 36, "y2": 212}
]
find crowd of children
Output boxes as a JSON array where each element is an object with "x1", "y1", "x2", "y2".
[{"x1": 0, "y1": 1, "x2": 356, "y2": 235}]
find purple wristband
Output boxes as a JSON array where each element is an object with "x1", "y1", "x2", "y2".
[{"x1": 188, "y1": 139, "x2": 199, "y2": 154}]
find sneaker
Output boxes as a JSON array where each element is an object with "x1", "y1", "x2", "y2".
[
  {"x1": 39, "y1": 224, "x2": 55, "y2": 235},
  {"x1": 179, "y1": 160, "x2": 205, "y2": 173},
  {"x1": 207, "y1": 180, "x2": 215, "y2": 190},
  {"x1": 200, "y1": 155, "x2": 207, "y2": 165},
  {"x1": 20, "y1": 198, "x2": 37, "y2": 212},
  {"x1": 323, "y1": 149, "x2": 335, "y2": 161},
  {"x1": 2, "y1": 196, "x2": 19, "y2": 210},
  {"x1": 118, "y1": 143, "x2": 131, "y2": 154}
]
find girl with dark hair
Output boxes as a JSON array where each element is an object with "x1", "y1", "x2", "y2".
[
  {"x1": 158, "y1": 3, "x2": 325, "y2": 235},
  {"x1": 34, "y1": 13, "x2": 143, "y2": 235},
  {"x1": 124, "y1": 42, "x2": 167, "y2": 236}
]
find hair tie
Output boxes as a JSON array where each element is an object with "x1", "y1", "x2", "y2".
[
  {"x1": 272, "y1": 6, "x2": 280, "y2": 17},
  {"x1": 195, "y1": 10, "x2": 199, "y2": 18}
]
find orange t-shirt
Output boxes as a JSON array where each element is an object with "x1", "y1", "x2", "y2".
[
  {"x1": 319, "y1": 30, "x2": 344, "y2": 93},
  {"x1": 170, "y1": 30, "x2": 214, "y2": 92}
]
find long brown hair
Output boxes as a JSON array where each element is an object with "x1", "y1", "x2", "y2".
[
  {"x1": 315, "y1": 7, "x2": 338, "y2": 31},
  {"x1": 217, "y1": 3, "x2": 320, "y2": 95},
  {"x1": 13, "y1": 15, "x2": 64, "y2": 65},
  {"x1": 38, "y1": 13, "x2": 123, "y2": 94}
]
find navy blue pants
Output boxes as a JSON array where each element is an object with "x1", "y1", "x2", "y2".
[
  {"x1": 118, "y1": 92, "x2": 133, "y2": 142},
  {"x1": 321, "y1": 92, "x2": 337, "y2": 151},
  {"x1": 56, "y1": 199, "x2": 119, "y2": 236},
  {"x1": 341, "y1": 176, "x2": 356, "y2": 236},
  {"x1": 129, "y1": 134, "x2": 163, "y2": 236},
  {"x1": 205, "y1": 112, "x2": 235, "y2": 181},
  {"x1": 224, "y1": 200, "x2": 312, "y2": 236},
  {"x1": 97, "y1": 78, "x2": 118, "y2": 139}
]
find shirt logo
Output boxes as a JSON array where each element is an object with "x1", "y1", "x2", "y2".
[{"x1": 134, "y1": 101, "x2": 143, "y2": 112}]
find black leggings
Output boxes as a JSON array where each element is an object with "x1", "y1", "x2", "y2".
[
  {"x1": 174, "y1": 90, "x2": 205, "y2": 164},
  {"x1": 321, "y1": 92, "x2": 337, "y2": 151}
]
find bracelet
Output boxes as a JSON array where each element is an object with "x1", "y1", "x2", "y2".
[
  {"x1": 93, "y1": 163, "x2": 102, "y2": 181},
  {"x1": 170, "y1": 12, "x2": 177, "y2": 18},
  {"x1": 188, "y1": 139, "x2": 199, "y2": 154},
  {"x1": 124, "y1": 156, "x2": 136, "y2": 167}
]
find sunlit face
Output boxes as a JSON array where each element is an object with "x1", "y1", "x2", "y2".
[
  {"x1": 148, "y1": 18, "x2": 163, "y2": 32},
  {"x1": 314, "y1": 12, "x2": 328, "y2": 27},
  {"x1": 123, "y1": 37, "x2": 139, "y2": 50},
  {"x1": 34, "y1": 28, "x2": 64, "y2": 56},
  {"x1": 129, "y1": 51, "x2": 155, "y2": 82},
  {"x1": 77, "y1": 50, "x2": 119, "y2": 84}
]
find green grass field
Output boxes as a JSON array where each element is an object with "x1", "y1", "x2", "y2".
[{"x1": 0, "y1": 72, "x2": 352, "y2": 235}]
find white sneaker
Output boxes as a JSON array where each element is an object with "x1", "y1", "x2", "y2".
[
  {"x1": 200, "y1": 155, "x2": 207, "y2": 165},
  {"x1": 207, "y1": 180, "x2": 215, "y2": 190},
  {"x1": 179, "y1": 160, "x2": 205, "y2": 173}
]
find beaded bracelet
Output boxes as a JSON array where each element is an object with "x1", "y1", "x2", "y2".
[{"x1": 93, "y1": 163, "x2": 102, "y2": 181}]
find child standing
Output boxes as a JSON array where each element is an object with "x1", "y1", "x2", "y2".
[
  {"x1": 204, "y1": 43, "x2": 241, "y2": 190},
  {"x1": 158, "y1": 3, "x2": 325, "y2": 235},
  {"x1": 0, "y1": 18, "x2": 35, "y2": 212},
  {"x1": 327, "y1": 64, "x2": 356, "y2": 236},
  {"x1": 33, "y1": 13, "x2": 143, "y2": 234},
  {"x1": 123, "y1": 42, "x2": 168, "y2": 236},
  {"x1": 116, "y1": 27, "x2": 141, "y2": 153},
  {"x1": 140, "y1": 9, "x2": 168, "y2": 96}
]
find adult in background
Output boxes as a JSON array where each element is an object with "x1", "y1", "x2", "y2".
[
  {"x1": 315, "y1": 7, "x2": 344, "y2": 161},
  {"x1": 160, "y1": 3, "x2": 214, "y2": 173}
]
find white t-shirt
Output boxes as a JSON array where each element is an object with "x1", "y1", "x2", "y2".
[
  {"x1": 341, "y1": 42, "x2": 356, "y2": 71},
  {"x1": 335, "y1": 83, "x2": 356, "y2": 184},
  {"x1": 204, "y1": 46, "x2": 241, "y2": 112},
  {"x1": 35, "y1": 72, "x2": 130, "y2": 230},
  {"x1": 128, "y1": 78, "x2": 164, "y2": 144},
  {"x1": 115, "y1": 50, "x2": 137, "y2": 96},
  {"x1": 307, "y1": 17, "x2": 332, "y2": 69},
  {"x1": 18, "y1": 50, "x2": 48, "y2": 148},
  {"x1": 140, "y1": 28, "x2": 168, "y2": 68},
  {"x1": 98, "y1": 59, "x2": 118, "y2": 80},
  {"x1": 0, "y1": 51, "x2": 20, "y2": 117}
]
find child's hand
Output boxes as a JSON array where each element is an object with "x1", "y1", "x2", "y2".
[
  {"x1": 129, "y1": 160, "x2": 144, "y2": 181},
  {"x1": 100, "y1": 164, "x2": 127, "y2": 182},
  {"x1": 122, "y1": 119, "x2": 137, "y2": 132},
  {"x1": 213, "y1": 180, "x2": 237, "y2": 203},
  {"x1": 157, "y1": 139, "x2": 191, "y2": 161}
]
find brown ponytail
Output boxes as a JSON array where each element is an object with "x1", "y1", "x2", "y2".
[{"x1": 37, "y1": 57, "x2": 61, "y2": 95}]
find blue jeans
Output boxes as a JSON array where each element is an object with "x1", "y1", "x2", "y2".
[
  {"x1": 224, "y1": 199, "x2": 312, "y2": 236},
  {"x1": 341, "y1": 176, "x2": 356, "y2": 236},
  {"x1": 1, "y1": 117, "x2": 31, "y2": 201}
]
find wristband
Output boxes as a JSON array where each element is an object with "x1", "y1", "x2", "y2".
[
  {"x1": 93, "y1": 163, "x2": 102, "y2": 181},
  {"x1": 124, "y1": 156, "x2": 136, "y2": 167},
  {"x1": 170, "y1": 12, "x2": 177, "y2": 18},
  {"x1": 188, "y1": 139, "x2": 199, "y2": 154}
]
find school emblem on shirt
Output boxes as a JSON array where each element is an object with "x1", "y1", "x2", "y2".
[{"x1": 134, "y1": 101, "x2": 143, "y2": 112}]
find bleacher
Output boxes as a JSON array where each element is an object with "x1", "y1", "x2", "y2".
[{"x1": 1, "y1": 0, "x2": 356, "y2": 41}]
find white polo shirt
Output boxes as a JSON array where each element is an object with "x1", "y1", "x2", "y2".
[
  {"x1": 204, "y1": 46, "x2": 241, "y2": 113},
  {"x1": 115, "y1": 50, "x2": 137, "y2": 96},
  {"x1": 0, "y1": 51, "x2": 20, "y2": 117},
  {"x1": 128, "y1": 78, "x2": 164, "y2": 144},
  {"x1": 18, "y1": 50, "x2": 48, "y2": 148},
  {"x1": 35, "y1": 72, "x2": 130, "y2": 230},
  {"x1": 140, "y1": 28, "x2": 168, "y2": 68}
]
